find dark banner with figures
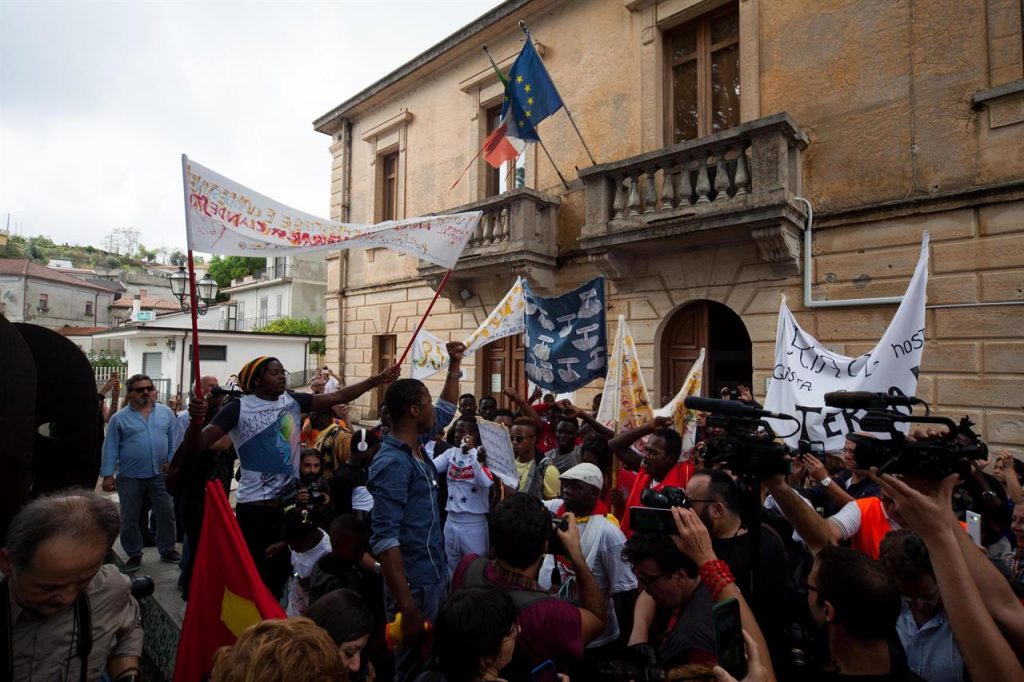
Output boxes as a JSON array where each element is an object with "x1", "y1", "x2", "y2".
[{"x1": 523, "y1": 277, "x2": 608, "y2": 392}]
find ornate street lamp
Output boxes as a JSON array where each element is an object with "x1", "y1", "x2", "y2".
[{"x1": 169, "y1": 266, "x2": 219, "y2": 315}]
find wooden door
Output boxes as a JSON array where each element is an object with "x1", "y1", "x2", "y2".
[
  {"x1": 480, "y1": 333, "x2": 527, "y2": 408},
  {"x1": 660, "y1": 302, "x2": 709, "y2": 403},
  {"x1": 373, "y1": 334, "x2": 397, "y2": 411}
]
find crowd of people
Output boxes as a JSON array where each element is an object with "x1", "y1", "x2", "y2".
[{"x1": 4, "y1": 348, "x2": 1024, "y2": 681}]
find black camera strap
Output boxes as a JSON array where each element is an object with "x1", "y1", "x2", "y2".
[{"x1": 1, "y1": 578, "x2": 92, "y2": 682}]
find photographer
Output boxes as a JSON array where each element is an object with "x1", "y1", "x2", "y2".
[
  {"x1": 452, "y1": 493, "x2": 607, "y2": 677},
  {"x1": 609, "y1": 417, "x2": 694, "y2": 536},
  {"x1": 283, "y1": 449, "x2": 333, "y2": 529},
  {"x1": 2, "y1": 490, "x2": 143, "y2": 681}
]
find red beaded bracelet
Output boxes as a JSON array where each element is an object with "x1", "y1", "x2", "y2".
[{"x1": 699, "y1": 559, "x2": 736, "y2": 601}]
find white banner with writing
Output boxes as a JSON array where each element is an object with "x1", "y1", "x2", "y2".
[
  {"x1": 183, "y1": 156, "x2": 480, "y2": 269},
  {"x1": 477, "y1": 418, "x2": 519, "y2": 489},
  {"x1": 764, "y1": 234, "x2": 930, "y2": 450}
]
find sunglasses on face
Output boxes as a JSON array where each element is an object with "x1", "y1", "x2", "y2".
[
  {"x1": 511, "y1": 434, "x2": 532, "y2": 443},
  {"x1": 132, "y1": 386, "x2": 155, "y2": 393}
]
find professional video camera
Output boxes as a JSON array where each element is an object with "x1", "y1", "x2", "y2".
[
  {"x1": 683, "y1": 397, "x2": 792, "y2": 482},
  {"x1": 628, "y1": 486, "x2": 689, "y2": 535},
  {"x1": 596, "y1": 643, "x2": 666, "y2": 682},
  {"x1": 824, "y1": 390, "x2": 988, "y2": 478}
]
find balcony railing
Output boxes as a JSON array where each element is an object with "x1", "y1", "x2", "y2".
[
  {"x1": 227, "y1": 263, "x2": 290, "y2": 287},
  {"x1": 578, "y1": 113, "x2": 808, "y2": 277},
  {"x1": 418, "y1": 187, "x2": 560, "y2": 291},
  {"x1": 219, "y1": 314, "x2": 284, "y2": 331}
]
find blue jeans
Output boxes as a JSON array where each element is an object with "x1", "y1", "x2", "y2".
[
  {"x1": 117, "y1": 475, "x2": 176, "y2": 557},
  {"x1": 383, "y1": 579, "x2": 446, "y2": 682}
]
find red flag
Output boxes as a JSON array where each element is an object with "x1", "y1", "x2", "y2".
[
  {"x1": 173, "y1": 482, "x2": 286, "y2": 682},
  {"x1": 483, "y1": 121, "x2": 523, "y2": 169}
]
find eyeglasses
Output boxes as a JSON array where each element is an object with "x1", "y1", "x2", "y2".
[
  {"x1": 635, "y1": 569, "x2": 671, "y2": 588},
  {"x1": 902, "y1": 593, "x2": 941, "y2": 610},
  {"x1": 511, "y1": 435, "x2": 532, "y2": 443},
  {"x1": 132, "y1": 386, "x2": 155, "y2": 393}
]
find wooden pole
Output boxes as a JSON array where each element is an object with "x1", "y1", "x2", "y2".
[{"x1": 397, "y1": 269, "x2": 454, "y2": 367}]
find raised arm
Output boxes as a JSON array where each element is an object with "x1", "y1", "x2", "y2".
[
  {"x1": 437, "y1": 342, "x2": 466, "y2": 406},
  {"x1": 502, "y1": 386, "x2": 544, "y2": 433},
  {"x1": 311, "y1": 365, "x2": 400, "y2": 411},
  {"x1": 561, "y1": 401, "x2": 614, "y2": 440},
  {"x1": 672, "y1": 507, "x2": 776, "y2": 682},
  {"x1": 608, "y1": 416, "x2": 672, "y2": 471},
  {"x1": 763, "y1": 475, "x2": 839, "y2": 555},
  {"x1": 875, "y1": 473, "x2": 1024, "y2": 680},
  {"x1": 800, "y1": 453, "x2": 855, "y2": 508}
]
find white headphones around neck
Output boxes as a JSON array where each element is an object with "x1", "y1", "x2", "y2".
[{"x1": 356, "y1": 429, "x2": 368, "y2": 452}]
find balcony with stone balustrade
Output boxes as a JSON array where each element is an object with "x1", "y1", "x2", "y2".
[
  {"x1": 578, "y1": 113, "x2": 809, "y2": 280},
  {"x1": 418, "y1": 187, "x2": 560, "y2": 292}
]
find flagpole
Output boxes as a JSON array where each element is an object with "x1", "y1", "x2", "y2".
[
  {"x1": 519, "y1": 21, "x2": 598, "y2": 166},
  {"x1": 180, "y1": 154, "x2": 204, "y2": 407},
  {"x1": 397, "y1": 268, "x2": 454, "y2": 367},
  {"x1": 538, "y1": 138, "x2": 571, "y2": 189}
]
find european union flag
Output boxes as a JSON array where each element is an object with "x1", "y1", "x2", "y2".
[{"x1": 500, "y1": 40, "x2": 564, "y2": 142}]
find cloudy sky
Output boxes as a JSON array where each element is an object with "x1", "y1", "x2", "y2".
[{"x1": 0, "y1": 0, "x2": 503, "y2": 254}]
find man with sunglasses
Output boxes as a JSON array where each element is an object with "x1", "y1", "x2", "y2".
[{"x1": 101, "y1": 373, "x2": 179, "y2": 572}]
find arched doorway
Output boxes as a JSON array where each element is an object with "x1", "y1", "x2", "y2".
[{"x1": 659, "y1": 300, "x2": 752, "y2": 403}]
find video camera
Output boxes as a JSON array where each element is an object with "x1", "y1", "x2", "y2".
[
  {"x1": 547, "y1": 513, "x2": 570, "y2": 556},
  {"x1": 684, "y1": 396, "x2": 791, "y2": 482},
  {"x1": 628, "y1": 486, "x2": 689, "y2": 535},
  {"x1": 824, "y1": 390, "x2": 988, "y2": 478}
]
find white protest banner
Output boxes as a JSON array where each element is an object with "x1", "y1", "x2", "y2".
[
  {"x1": 464, "y1": 278, "x2": 526, "y2": 355},
  {"x1": 410, "y1": 329, "x2": 450, "y2": 380},
  {"x1": 596, "y1": 315, "x2": 654, "y2": 432},
  {"x1": 764, "y1": 234, "x2": 929, "y2": 450},
  {"x1": 654, "y1": 347, "x2": 705, "y2": 457},
  {"x1": 477, "y1": 418, "x2": 519, "y2": 489},
  {"x1": 183, "y1": 156, "x2": 481, "y2": 269}
]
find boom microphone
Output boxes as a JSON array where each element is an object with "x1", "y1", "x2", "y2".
[
  {"x1": 823, "y1": 391, "x2": 921, "y2": 409},
  {"x1": 683, "y1": 396, "x2": 793, "y2": 421}
]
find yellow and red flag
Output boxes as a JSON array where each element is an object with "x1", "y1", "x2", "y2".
[{"x1": 173, "y1": 482, "x2": 286, "y2": 682}]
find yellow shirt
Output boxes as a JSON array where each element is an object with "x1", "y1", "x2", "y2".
[{"x1": 515, "y1": 459, "x2": 561, "y2": 499}]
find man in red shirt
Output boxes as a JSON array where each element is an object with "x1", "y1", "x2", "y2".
[{"x1": 610, "y1": 417, "x2": 695, "y2": 536}]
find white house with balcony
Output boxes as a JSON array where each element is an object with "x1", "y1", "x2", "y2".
[{"x1": 218, "y1": 255, "x2": 327, "y2": 331}]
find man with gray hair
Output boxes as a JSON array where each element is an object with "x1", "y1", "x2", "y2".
[
  {"x1": 1, "y1": 489, "x2": 143, "y2": 680},
  {"x1": 101, "y1": 373, "x2": 179, "y2": 572}
]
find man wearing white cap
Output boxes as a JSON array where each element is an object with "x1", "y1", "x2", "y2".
[{"x1": 541, "y1": 463, "x2": 638, "y2": 666}]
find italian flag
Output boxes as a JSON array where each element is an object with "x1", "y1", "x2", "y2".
[{"x1": 483, "y1": 56, "x2": 528, "y2": 169}]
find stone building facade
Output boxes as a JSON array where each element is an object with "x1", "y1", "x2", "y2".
[{"x1": 313, "y1": 0, "x2": 1024, "y2": 453}]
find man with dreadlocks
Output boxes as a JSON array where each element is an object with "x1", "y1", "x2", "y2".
[{"x1": 183, "y1": 356, "x2": 400, "y2": 596}]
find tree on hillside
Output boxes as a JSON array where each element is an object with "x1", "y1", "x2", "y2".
[
  {"x1": 252, "y1": 317, "x2": 326, "y2": 336},
  {"x1": 206, "y1": 255, "x2": 266, "y2": 289},
  {"x1": 169, "y1": 250, "x2": 187, "y2": 266}
]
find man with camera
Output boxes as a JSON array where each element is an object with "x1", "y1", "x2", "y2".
[
  {"x1": 609, "y1": 416, "x2": 695, "y2": 536},
  {"x1": 452, "y1": 492, "x2": 607, "y2": 678},
  {"x1": 539, "y1": 463, "x2": 638, "y2": 668},
  {"x1": 2, "y1": 490, "x2": 144, "y2": 681}
]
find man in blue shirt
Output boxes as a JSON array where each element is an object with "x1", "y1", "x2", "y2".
[
  {"x1": 369, "y1": 341, "x2": 464, "y2": 681},
  {"x1": 101, "y1": 373, "x2": 178, "y2": 572}
]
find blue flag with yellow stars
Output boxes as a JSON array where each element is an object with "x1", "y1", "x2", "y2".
[
  {"x1": 523, "y1": 277, "x2": 607, "y2": 392},
  {"x1": 501, "y1": 40, "x2": 564, "y2": 142}
]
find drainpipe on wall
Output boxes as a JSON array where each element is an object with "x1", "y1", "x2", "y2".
[
  {"x1": 178, "y1": 331, "x2": 188, "y2": 398},
  {"x1": 798, "y1": 196, "x2": 1024, "y2": 311}
]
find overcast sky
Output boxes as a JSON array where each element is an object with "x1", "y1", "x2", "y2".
[{"x1": 0, "y1": 0, "x2": 504, "y2": 254}]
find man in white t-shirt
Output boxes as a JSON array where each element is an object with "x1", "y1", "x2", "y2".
[
  {"x1": 540, "y1": 463, "x2": 638, "y2": 663},
  {"x1": 184, "y1": 355, "x2": 399, "y2": 597}
]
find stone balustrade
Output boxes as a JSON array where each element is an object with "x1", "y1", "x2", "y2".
[
  {"x1": 578, "y1": 113, "x2": 809, "y2": 278},
  {"x1": 419, "y1": 187, "x2": 560, "y2": 291}
]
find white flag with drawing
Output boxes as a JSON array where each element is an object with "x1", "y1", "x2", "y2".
[
  {"x1": 654, "y1": 347, "x2": 705, "y2": 457},
  {"x1": 406, "y1": 278, "x2": 527, "y2": 380},
  {"x1": 596, "y1": 315, "x2": 654, "y2": 432},
  {"x1": 763, "y1": 233, "x2": 929, "y2": 450},
  {"x1": 464, "y1": 278, "x2": 526, "y2": 355},
  {"x1": 410, "y1": 329, "x2": 450, "y2": 380}
]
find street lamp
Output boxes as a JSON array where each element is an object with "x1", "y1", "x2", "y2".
[{"x1": 169, "y1": 266, "x2": 219, "y2": 315}]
